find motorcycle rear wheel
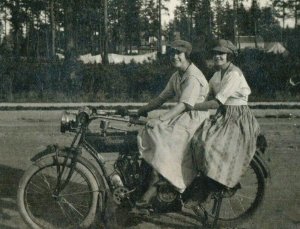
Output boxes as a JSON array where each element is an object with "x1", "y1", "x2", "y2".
[
  {"x1": 196, "y1": 159, "x2": 266, "y2": 227},
  {"x1": 17, "y1": 156, "x2": 99, "y2": 229}
]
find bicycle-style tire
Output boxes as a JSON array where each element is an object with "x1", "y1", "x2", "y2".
[
  {"x1": 199, "y1": 159, "x2": 266, "y2": 227},
  {"x1": 17, "y1": 156, "x2": 99, "y2": 229}
]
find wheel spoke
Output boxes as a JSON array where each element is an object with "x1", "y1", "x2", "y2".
[
  {"x1": 28, "y1": 180, "x2": 49, "y2": 193},
  {"x1": 235, "y1": 193, "x2": 255, "y2": 200},
  {"x1": 57, "y1": 200, "x2": 76, "y2": 225},
  {"x1": 237, "y1": 196, "x2": 246, "y2": 212},
  {"x1": 39, "y1": 173, "x2": 52, "y2": 190},
  {"x1": 61, "y1": 197, "x2": 85, "y2": 218},
  {"x1": 228, "y1": 198, "x2": 237, "y2": 218}
]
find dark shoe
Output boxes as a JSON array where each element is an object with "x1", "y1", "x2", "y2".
[
  {"x1": 184, "y1": 199, "x2": 199, "y2": 209},
  {"x1": 135, "y1": 199, "x2": 152, "y2": 208},
  {"x1": 129, "y1": 207, "x2": 150, "y2": 216}
]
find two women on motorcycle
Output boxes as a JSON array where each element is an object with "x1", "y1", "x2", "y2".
[{"x1": 136, "y1": 39, "x2": 260, "y2": 209}]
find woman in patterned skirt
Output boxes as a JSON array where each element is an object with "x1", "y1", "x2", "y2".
[
  {"x1": 136, "y1": 40, "x2": 210, "y2": 207},
  {"x1": 191, "y1": 39, "x2": 260, "y2": 189}
]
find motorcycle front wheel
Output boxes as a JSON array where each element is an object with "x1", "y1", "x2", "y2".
[{"x1": 17, "y1": 156, "x2": 99, "y2": 229}]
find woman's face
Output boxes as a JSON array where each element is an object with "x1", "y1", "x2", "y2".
[
  {"x1": 213, "y1": 51, "x2": 228, "y2": 67},
  {"x1": 170, "y1": 49, "x2": 187, "y2": 69}
]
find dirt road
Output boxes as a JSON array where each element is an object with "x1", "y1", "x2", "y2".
[{"x1": 0, "y1": 111, "x2": 299, "y2": 229}]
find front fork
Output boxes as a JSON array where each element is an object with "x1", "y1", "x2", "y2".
[
  {"x1": 52, "y1": 147, "x2": 79, "y2": 196},
  {"x1": 53, "y1": 129, "x2": 84, "y2": 196}
]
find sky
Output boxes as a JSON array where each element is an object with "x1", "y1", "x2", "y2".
[{"x1": 163, "y1": 0, "x2": 295, "y2": 28}]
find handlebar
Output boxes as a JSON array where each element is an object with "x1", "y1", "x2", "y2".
[
  {"x1": 78, "y1": 106, "x2": 148, "y2": 126},
  {"x1": 89, "y1": 113, "x2": 147, "y2": 126},
  {"x1": 61, "y1": 107, "x2": 148, "y2": 133}
]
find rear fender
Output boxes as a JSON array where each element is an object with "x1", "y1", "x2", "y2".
[
  {"x1": 253, "y1": 152, "x2": 271, "y2": 179},
  {"x1": 254, "y1": 134, "x2": 271, "y2": 179}
]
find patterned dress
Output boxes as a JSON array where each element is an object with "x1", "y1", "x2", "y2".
[
  {"x1": 191, "y1": 63, "x2": 260, "y2": 188},
  {"x1": 137, "y1": 63, "x2": 209, "y2": 193}
]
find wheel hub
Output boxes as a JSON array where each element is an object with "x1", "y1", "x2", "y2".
[
  {"x1": 52, "y1": 194, "x2": 62, "y2": 202},
  {"x1": 221, "y1": 183, "x2": 241, "y2": 198}
]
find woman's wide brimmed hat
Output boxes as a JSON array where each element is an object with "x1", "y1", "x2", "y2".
[{"x1": 212, "y1": 39, "x2": 237, "y2": 54}]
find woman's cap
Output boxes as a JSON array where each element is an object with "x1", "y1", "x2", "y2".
[
  {"x1": 169, "y1": 40, "x2": 192, "y2": 55},
  {"x1": 212, "y1": 39, "x2": 237, "y2": 54}
]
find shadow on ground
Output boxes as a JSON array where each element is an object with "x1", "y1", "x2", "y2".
[
  {"x1": 0, "y1": 164, "x2": 25, "y2": 229},
  {"x1": 102, "y1": 197, "x2": 204, "y2": 229},
  {"x1": 0, "y1": 164, "x2": 204, "y2": 229}
]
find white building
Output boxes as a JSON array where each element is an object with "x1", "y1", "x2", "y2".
[{"x1": 236, "y1": 36, "x2": 264, "y2": 50}]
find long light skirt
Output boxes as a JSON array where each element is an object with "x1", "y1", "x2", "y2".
[
  {"x1": 191, "y1": 105, "x2": 260, "y2": 188},
  {"x1": 137, "y1": 111, "x2": 209, "y2": 193}
]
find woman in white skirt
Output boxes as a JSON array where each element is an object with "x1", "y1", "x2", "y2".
[
  {"x1": 136, "y1": 40, "x2": 209, "y2": 207},
  {"x1": 191, "y1": 39, "x2": 260, "y2": 189}
]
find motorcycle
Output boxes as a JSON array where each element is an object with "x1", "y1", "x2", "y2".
[{"x1": 17, "y1": 106, "x2": 270, "y2": 229}]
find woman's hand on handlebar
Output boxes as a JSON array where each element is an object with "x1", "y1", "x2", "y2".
[
  {"x1": 128, "y1": 115, "x2": 162, "y2": 128},
  {"x1": 137, "y1": 106, "x2": 148, "y2": 117},
  {"x1": 129, "y1": 114, "x2": 147, "y2": 126}
]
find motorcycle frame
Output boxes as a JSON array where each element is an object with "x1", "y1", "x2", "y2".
[{"x1": 31, "y1": 113, "x2": 139, "y2": 194}]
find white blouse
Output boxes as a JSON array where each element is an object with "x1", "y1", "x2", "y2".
[
  {"x1": 158, "y1": 63, "x2": 209, "y2": 107},
  {"x1": 209, "y1": 64, "x2": 251, "y2": 105}
]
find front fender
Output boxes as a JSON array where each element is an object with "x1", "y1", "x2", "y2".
[
  {"x1": 31, "y1": 145, "x2": 109, "y2": 192},
  {"x1": 31, "y1": 144, "x2": 61, "y2": 162}
]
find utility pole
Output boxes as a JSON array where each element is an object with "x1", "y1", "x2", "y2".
[
  {"x1": 295, "y1": 0, "x2": 299, "y2": 28},
  {"x1": 50, "y1": 0, "x2": 55, "y2": 58},
  {"x1": 103, "y1": 0, "x2": 109, "y2": 64},
  {"x1": 158, "y1": 0, "x2": 162, "y2": 56},
  {"x1": 233, "y1": 0, "x2": 238, "y2": 45}
]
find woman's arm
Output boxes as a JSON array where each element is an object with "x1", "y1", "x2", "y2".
[
  {"x1": 138, "y1": 75, "x2": 175, "y2": 117},
  {"x1": 193, "y1": 99, "x2": 220, "y2": 111},
  {"x1": 138, "y1": 96, "x2": 166, "y2": 116},
  {"x1": 146, "y1": 102, "x2": 186, "y2": 128},
  {"x1": 159, "y1": 102, "x2": 186, "y2": 121}
]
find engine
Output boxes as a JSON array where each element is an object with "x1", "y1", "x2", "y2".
[
  {"x1": 115, "y1": 154, "x2": 141, "y2": 188},
  {"x1": 112, "y1": 153, "x2": 182, "y2": 212}
]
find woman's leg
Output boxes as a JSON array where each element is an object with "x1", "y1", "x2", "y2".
[{"x1": 136, "y1": 170, "x2": 160, "y2": 207}]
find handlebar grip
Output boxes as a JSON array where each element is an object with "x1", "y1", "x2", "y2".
[
  {"x1": 129, "y1": 118, "x2": 147, "y2": 125},
  {"x1": 77, "y1": 111, "x2": 89, "y2": 125}
]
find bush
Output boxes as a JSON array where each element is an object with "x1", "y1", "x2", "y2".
[
  {"x1": 0, "y1": 51, "x2": 299, "y2": 102},
  {"x1": 236, "y1": 49, "x2": 298, "y2": 101},
  {"x1": 0, "y1": 58, "x2": 175, "y2": 102}
]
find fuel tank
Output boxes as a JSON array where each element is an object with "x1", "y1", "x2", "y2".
[{"x1": 84, "y1": 130, "x2": 139, "y2": 153}]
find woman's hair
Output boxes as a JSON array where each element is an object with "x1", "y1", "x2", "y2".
[
  {"x1": 167, "y1": 49, "x2": 191, "y2": 62},
  {"x1": 184, "y1": 51, "x2": 191, "y2": 61},
  {"x1": 226, "y1": 52, "x2": 236, "y2": 62},
  {"x1": 211, "y1": 39, "x2": 238, "y2": 63}
]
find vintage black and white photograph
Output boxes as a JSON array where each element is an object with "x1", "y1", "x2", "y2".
[{"x1": 0, "y1": 0, "x2": 299, "y2": 228}]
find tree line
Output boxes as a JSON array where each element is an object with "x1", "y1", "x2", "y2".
[
  {"x1": 0, "y1": 0, "x2": 299, "y2": 102},
  {"x1": 0, "y1": 0, "x2": 299, "y2": 58}
]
